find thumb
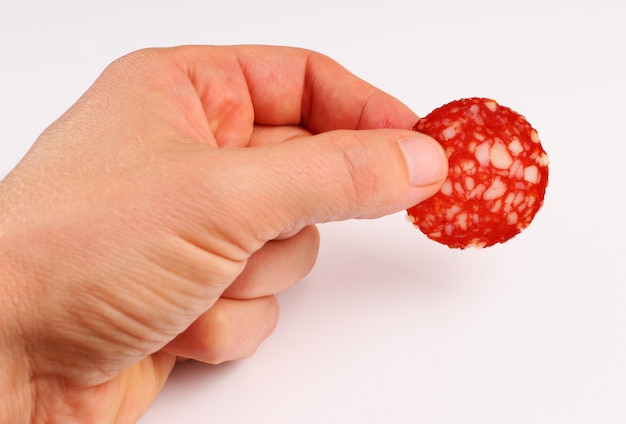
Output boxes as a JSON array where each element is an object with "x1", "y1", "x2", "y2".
[{"x1": 221, "y1": 129, "x2": 448, "y2": 238}]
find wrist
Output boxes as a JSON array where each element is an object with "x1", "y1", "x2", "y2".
[
  {"x1": 0, "y1": 250, "x2": 34, "y2": 422},
  {"x1": 0, "y1": 326, "x2": 32, "y2": 422},
  {"x1": 0, "y1": 347, "x2": 31, "y2": 423}
]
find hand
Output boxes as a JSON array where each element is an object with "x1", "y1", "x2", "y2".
[{"x1": 0, "y1": 45, "x2": 447, "y2": 423}]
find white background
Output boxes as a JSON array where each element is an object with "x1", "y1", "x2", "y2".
[{"x1": 2, "y1": 0, "x2": 624, "y2": 422}]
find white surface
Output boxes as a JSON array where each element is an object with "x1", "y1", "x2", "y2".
[{"x1": 2, "y1": 0, "x2": 625, "y2": 422}]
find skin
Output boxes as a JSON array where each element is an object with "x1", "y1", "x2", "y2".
[{"x1": 0, "y1": 45, "x2": 447, "y2": 423}]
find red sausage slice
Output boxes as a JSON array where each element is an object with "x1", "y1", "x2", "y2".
[{"x1": 407, "y1": 98, "x2": 549, "y2": 249}]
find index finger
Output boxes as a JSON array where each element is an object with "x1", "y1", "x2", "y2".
[{"x1": 175, "y1": 45, "x2": 419, "y2": 132}]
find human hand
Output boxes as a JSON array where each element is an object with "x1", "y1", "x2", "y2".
[{"x1": 0, "y1": 45, "x2": 447, "y2": 423}]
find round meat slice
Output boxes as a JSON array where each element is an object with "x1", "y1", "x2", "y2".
[{"x1": 407, "y1": 97, "x2": 549, "y2": 249}]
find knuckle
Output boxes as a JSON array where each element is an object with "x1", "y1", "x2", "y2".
[
  {"x1": 197, "y1": 304, "x2": 234, "y2": 365},
  {"x1": 200, "y1": 296, "x2": 279, "y2": 365},
  {"x1": 329, "y1": 131, "x2": 380, "y2": 210}
]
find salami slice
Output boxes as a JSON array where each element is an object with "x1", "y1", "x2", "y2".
[{"x1": 407, "y1": 97, "x2": 549, "y2": 249}]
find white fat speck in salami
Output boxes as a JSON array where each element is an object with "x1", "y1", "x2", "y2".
[{"x1": 407, "y1": 97, "x2": 549, "y2": 249}]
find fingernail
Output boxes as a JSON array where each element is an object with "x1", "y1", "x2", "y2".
[{"x1": 398, "y1": 135, "x2": 447, "y2": 187}]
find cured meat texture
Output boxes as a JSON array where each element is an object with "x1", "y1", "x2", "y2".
[{"x1": 407, "y1": 98, "x2": 549, "y2": 249}]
